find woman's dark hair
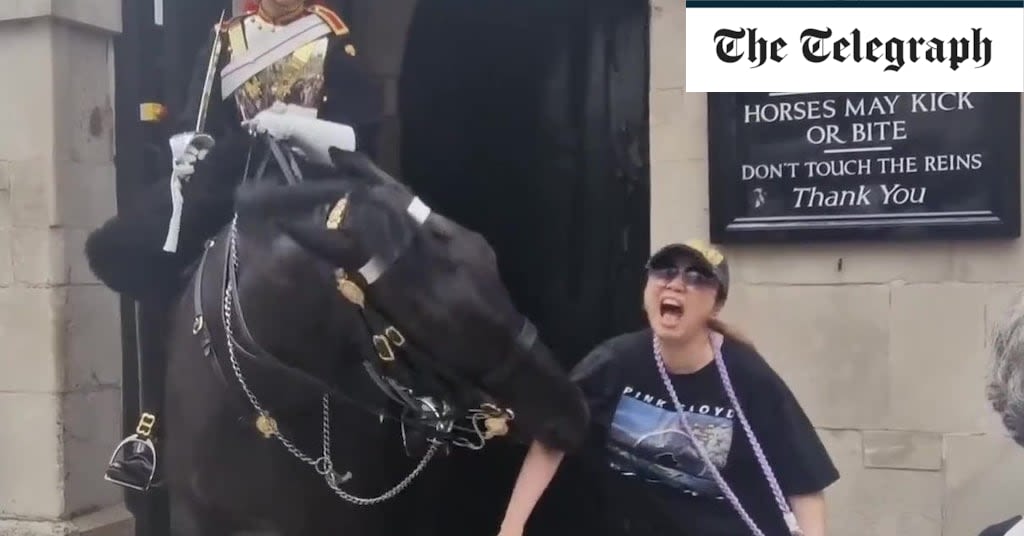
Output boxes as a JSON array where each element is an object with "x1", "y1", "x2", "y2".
[{"x1": 708, "y1": 317, "x2": 757, "y2": 352}]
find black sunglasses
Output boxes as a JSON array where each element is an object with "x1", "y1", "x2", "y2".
[{"x1": 647, "y1": 264, "x2": 718, "y2": 288}]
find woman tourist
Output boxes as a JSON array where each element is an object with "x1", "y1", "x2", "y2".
[{"x1": 497, "y1": 239, "x2": 839, "y2": 535}]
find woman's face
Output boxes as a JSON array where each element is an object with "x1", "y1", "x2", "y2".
[{"x1": 643, "y1": 253, "x2": 721, "y2": 344}]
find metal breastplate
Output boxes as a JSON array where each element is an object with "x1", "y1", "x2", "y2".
[{"x1": 222, "y1": 14, "x2": 330, "y2": 121}]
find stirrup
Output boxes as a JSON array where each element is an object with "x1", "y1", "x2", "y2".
[
  {"x1": 104, "y1": 435, "x2": 162, "y2": 491},
  {"x1": 104, "y1": 412, "x2": 162, "y2": 491}
]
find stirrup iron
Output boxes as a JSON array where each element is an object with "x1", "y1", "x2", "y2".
[{"x1": 104, "y1": 413, "x2": 162, "y2": 491}]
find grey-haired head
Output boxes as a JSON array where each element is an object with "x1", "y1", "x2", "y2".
[{"x1": 989, "y1": 292, "x2": 1024, "y2": 448}]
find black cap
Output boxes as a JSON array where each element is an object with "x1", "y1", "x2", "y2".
[{"x1": 648, "y1": 239, "x2": 730, "y2": 304}]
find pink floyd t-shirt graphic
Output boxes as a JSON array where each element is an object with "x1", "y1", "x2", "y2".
[{"x1": 606, "y1": 386, "x2": 735, "y2": 499}]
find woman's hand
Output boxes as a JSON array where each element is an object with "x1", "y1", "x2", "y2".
[{"x1": 789, "y1": 492, "x2": 827, "y2": 536}]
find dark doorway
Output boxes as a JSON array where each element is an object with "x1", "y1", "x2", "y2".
[
  {"x1": 398, "y1": 0, "x2": 649, "y2": 534},
  {"x1": 114, "y1": 0, "x2": 650, "y2": 533}
]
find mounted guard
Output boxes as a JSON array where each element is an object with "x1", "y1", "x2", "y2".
[{"x1": 88, "y1": 0, "x2": 385, "y2": 492}]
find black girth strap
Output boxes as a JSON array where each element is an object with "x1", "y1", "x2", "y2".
[{"x1": 192, "y1": 236, "x2": 231, "y2": 387}]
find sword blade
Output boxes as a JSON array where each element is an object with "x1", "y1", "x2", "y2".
[{"x1": 194, "y1": 9, "x2": 228, "y2": 134}]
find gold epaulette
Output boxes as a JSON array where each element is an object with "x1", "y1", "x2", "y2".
[
  {"x1": 219, "y1": 14, "x2": 250, "y2": 59},
  {"x1": 308, "y1": 4, "x2": 350, "y2": 36}
]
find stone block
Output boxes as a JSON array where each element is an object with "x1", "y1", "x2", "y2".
[
  {"x1": 726, "y1": 242, "x2": 956, "y2": 285},
  {"x1": 984, "y1": 284, "x2": 1024, "y2": 340},
  {"x1": 649, "y1": 158, "x2": 709, "y2": 248},
  {"x1": 944, "y1": 433, "x2": 1024, "y2": 536},
  {"x1": 862, "y1": 430, "x2": 942, "y2": 471},
  {"x1": 722, "y1": 284, "x2": 891, "y2": 430},
  {"x1": 0, "y1": 0, "x2": 122, "y2": 33},
  {"x1": 0, "y1": 227, "x2": 12, "y2": 286},
  {"x1": 886, "y1": 284, "x2": 992, "y2": 433},
  {"x1": 815, "y1": 429, "x2": 861, "y2": 534},
  {"x1": 0, "y1": 393, "x2": 64, "y2": 519},
  {"x1": 650, "y1": 89, "x2": 706, "y2": 162},
  {"x1": 0, "y1": 20, "x2": 55, "y2": 163},
  {"x1": 0, "y1": 287, "x2": 60, "y2": 392},
  {"x1": 820, "y1": 430, "x2": 943, "y2": 536},
  {"x1": 0, "y1": 188, "x2": 11, "y2": 230},
  {"x1": 62, "y1": 389, "x2": 123, "y2": 516},
  {"x1": 951, "y1": 240, "x2": 1024, "y2": 284},
  {"x1": 12, "y1": 227, "x2": 67, "y2": 286},
  {"x1": 52, "y1": 24, "x2": 115, "y2": 166},
  {"x1": 63, "y1": 228, "x2": 100, "y2": 285},
  {"x1": 54, "y1": 161, "x2": 116, "y2": 231},
  {"x1": 69, "y1": 505, "x2": 135, "y2": 536},
  {"x1": 0, "y1": 504, "x2": 134, "y2": 536},
  {"x1": 649, "y1": 0, "x2": 684, "y2": 90},
  {"x1": 0, "y1": 160, "x2": 10, "y2": 191},
  {"x1": 8, "y1": 157, "x2": 58, "y2": 229},
  {"x1": 64, "y1": 285, "x2": 121, "y2": 391},
  {"x1": 841, "y1": 468, "x2": 944, "y2": 536}
]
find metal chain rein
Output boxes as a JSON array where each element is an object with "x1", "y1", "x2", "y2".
[{"x1": 220, "y1": 218, "x2": 437, "y2": 506}]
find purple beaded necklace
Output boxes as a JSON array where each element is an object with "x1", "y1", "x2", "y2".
[{"x1": 651, "y1": 332, "x2": 803, "y2": 536}]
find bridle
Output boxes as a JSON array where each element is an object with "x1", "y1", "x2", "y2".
[
  {"x1": 326, "y1": 194, "x2": 538, "y2": 448},
  {"x1": 191, "y1": 188, "x2": 530, "y2": 505}
]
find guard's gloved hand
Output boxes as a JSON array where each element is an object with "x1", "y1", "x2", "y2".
[
  {"x1": 163, "y1": 133, "x2": 216, "y2": 253},
  {"x1": 171, "y1": 142, "x2": 211, "y2": 182},
  {"x1": 243, "y1": 102, "x2": 357, "y2": 167}
]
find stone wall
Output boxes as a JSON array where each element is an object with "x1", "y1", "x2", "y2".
[
  {"x1": 0, "y1": 0, "x2": 132, "y2": 534},
  {"x1": 649, "y1": 0, "x2": 1024, "y2": 534}
]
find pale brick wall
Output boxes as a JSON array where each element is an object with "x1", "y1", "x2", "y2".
[
  {"x1": 0, "y1": 1, "x2": 131, "y2": 533},
  {"x1": 650, "y1": 0, "x2": 1024, "y2": 534}
]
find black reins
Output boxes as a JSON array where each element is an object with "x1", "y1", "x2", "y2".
[{"x1": 189, "y1": 191, "x2": 528, "y2": 449}]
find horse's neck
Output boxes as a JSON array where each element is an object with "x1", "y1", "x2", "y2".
[{"x1": 233, "y1": 232, "x2": 367, "y2": 384}]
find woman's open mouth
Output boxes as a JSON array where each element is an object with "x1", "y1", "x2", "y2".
[{"x1": 659, "y1": 297, "x2": 684, "y2": 323}]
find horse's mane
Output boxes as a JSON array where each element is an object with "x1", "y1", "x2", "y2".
[{"x1": 234, "y1": 180, "x2": 359, "y2": 220}]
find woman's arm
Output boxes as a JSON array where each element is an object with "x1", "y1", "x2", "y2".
[
  {"x1": 497, "y1": 441, "x2": 566, "y2": 536},
  {"x1": 789, "y1": 492, "x2": 827, "y2": 536}
]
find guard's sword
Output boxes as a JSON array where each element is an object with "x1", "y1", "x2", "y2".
[
  {"x1": 163, "y1": 10, "x2": 227, "y2": 253},
  {"x1": 169, "y1": 9, "x2": 227, "y2": 159},
  {"x1": 194, "y1": 9, "x2": 228, "y2": 135}
]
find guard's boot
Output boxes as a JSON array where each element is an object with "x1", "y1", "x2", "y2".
[{"x1": 104, "y1": 413, "x2": 162, "y2": 492}]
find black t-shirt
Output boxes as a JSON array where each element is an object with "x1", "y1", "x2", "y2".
[
  {"x1": 570, "y1": 329, "x2": 840, "y2": 536},
  {"x1": 979, "y1": 516, "x2": 1024, "y2": 536}
]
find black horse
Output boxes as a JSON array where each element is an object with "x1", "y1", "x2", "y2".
[{"x1": 153, "y1": 150, "x2": 589, "y2": 535}]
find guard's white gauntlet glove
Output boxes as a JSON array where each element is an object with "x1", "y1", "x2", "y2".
[
  {"x1": 171, "y1": 144, "x2": 210, "y2": 180},
  {"x1": 162, "y1": 133, "x2": 215, "y2": 253},
  {"x1": 243, "y1": 103, "x2": 357, "y2": 167}
]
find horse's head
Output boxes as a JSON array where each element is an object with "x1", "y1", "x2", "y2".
[{"x1": 234, "y1": 150, "x2": 589, "y2": 452}]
